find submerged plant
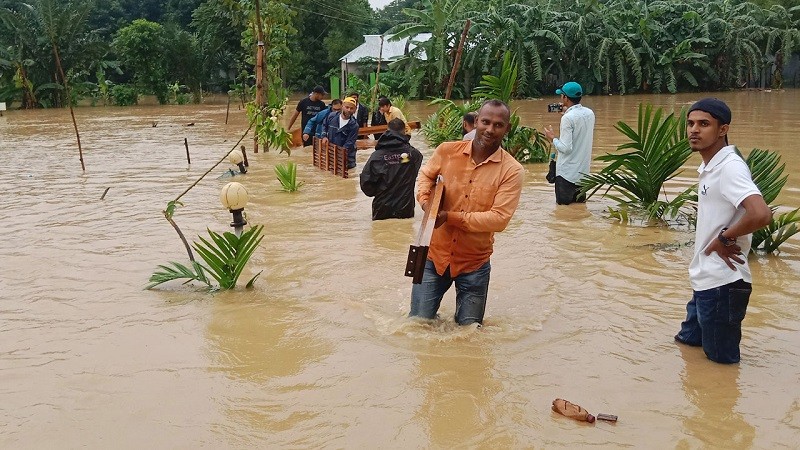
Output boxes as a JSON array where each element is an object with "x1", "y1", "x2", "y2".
[
  {"x1": 581, "y1": 103, "x2": 692, "y2": 222},
  {"x1": 745, "y1": 148, "x2": 800, "y2": 254},
  {"x1": 274, "y1": 161, "x2": 303, "y2": 192},
  {"x1": 147, "y1": 225, "x2": 264, "y2": 290}
]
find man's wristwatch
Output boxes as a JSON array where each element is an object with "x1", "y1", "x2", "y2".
[{"x1": 717, "y1": 227, "x2": 737, "y2": 247}]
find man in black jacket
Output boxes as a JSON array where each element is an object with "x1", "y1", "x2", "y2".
[
  {"x1": 360, "y1": 119, "x2": 423, "y2": 220},
  {"x1": 370, "y1": 96, "x2": 388, "y2": 140}
]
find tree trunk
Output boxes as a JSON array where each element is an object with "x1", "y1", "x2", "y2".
[
  {"x1": 17, "y1": 65, "x2": 37, "y2": 109},
  {"x1": 253, "y1": 0, "x2": 266, "y2": 154},
  {"x1": 444, "y1": 20, "x2": 471, "y2": 100}
]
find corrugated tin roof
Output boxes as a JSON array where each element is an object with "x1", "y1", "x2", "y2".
[{"x1": 339, "y1": 33, "x2": 431, "y2": 62}]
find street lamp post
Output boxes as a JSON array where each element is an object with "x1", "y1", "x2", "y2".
[
  {"x1": 220, "y1": 182, "x2": 248, "y2": 237},
  {"x1": 228, "y1": 150, "x2": 247, "y2": 174}
]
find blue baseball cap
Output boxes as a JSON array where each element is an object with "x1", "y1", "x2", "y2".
[{"x1": 556, "y1": 81, "x2": 583, "y2": 98}]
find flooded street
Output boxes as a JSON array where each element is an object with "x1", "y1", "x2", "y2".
[{"x1": 1, "y1": 90, "x2": 798, "y2": 448}]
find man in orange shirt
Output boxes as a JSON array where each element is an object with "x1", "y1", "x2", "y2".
[{"x1": 409, "y1": 99, "x2": 524, "y2": 326}]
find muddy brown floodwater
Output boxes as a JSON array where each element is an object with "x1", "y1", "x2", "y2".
[{"x1": 1, "y1": 90, "x2": 798, "y2": 448}]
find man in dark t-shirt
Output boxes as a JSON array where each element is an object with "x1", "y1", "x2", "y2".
[{"x1": 287, "y1": 85, "x2": 327, "y2": 146}]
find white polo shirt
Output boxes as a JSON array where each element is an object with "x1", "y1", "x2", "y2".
[{"x1": 689, "y1": 146, "x2": 763, "y2": 291}]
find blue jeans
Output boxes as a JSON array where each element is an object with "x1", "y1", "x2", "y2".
[
  {"x1": 409, "y1": 260, "x2": 491, "y2": 325},
  {"x1": 675, "y1": 279, "x2": 752, "y2": 364}
]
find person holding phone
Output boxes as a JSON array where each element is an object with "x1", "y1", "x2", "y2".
[{"x1": 543, "y1": 81, "x2": 595, "y2": 205}]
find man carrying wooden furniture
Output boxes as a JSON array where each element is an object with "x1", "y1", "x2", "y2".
[{"x1": 409, "y1": 99, "x2": 523, "y2": 326}]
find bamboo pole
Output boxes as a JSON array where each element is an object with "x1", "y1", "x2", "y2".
[
  {"x1": 51, "y1": 43, "x2": 85, "y2": 171},
  {"x1": 184, "y1": 138, "x2": 191, "y2": 164},
  {"x1": 445, "y1": 20, "x2": 471, "y2": 100}
]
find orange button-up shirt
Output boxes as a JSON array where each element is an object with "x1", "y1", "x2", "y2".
[{"x1": 417, "y1": 140, "x2": 524, "y2": 277}]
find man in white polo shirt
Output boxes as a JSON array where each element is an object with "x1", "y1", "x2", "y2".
[
  {"x1": 543, "y1": 81, "x2": 595, "y2": 205},
  {"x1": 674, "y1": 98, "x2": 772, "y2": 364}
]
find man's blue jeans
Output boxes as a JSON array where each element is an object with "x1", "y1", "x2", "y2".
[
  {"x1": 675, "y1": 279, "x2": 752, "y2": 364},
  {"x1": 409, "y1": 260, "x2": 491, "y2": 325}
]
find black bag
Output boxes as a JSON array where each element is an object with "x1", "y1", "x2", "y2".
[{"x1": 546, "y1": 159, "x2": 556, "y2": 184}]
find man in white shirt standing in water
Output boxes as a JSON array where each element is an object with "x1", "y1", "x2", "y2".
[
  {"x1": 544, "y1": 81, "x2": 595, "y2": 205},
  {"x1": 674, "y1": 98, "x2": 771, "y2": 364}
]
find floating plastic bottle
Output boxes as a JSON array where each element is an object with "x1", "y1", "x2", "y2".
[{"x1": 552, "y1": 398, "x2": 596, "y2": 423}]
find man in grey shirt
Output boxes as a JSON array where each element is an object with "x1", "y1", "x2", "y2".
[{"x1": 544, "y1": 81, "x2": 595, "y2": 205}]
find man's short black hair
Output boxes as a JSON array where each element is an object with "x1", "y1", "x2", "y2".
[
  {"x1": 387, "y1": 118, "x2": 405, "y2": 133},
  {"x1": 378, "y1": 97, "x2": 392, "y2": 107},
  {"x1": 567, "y1": 96, "x2": 581, "y2": 104},
  {"x1": 330, "y1": 99, "x2": 342, "y2": 106},
  {"x1": 478, "y1": 99, "x2": 511, "y2": 120},
  {"x1": 463, "y1": 111, "x2": 477, "y2": 125}
]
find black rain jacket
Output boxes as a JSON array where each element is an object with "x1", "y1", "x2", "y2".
[{"x1": 359, "y1": 130, "x2": 423, "y2": 220}]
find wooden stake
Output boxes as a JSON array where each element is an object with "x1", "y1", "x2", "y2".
[
  {"x1": 445, "y1": 20, "x2": 471, "y2": 100},
  {"x1": 240, "y1": 144, "x2": 249, "y2": 167},
  {"x1": 184, "y1": 138, "x2": 191, "y2": 164},
  {"x1": 51, "y1": 43, "x2": 85, "y2": 171},
  {"x1": 225, "y1": 93, "x2": 231, "y2": 124}
]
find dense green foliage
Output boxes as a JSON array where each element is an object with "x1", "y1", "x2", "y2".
[
  {"x1": 0, "y1": 0, "x2": 376, "y2": 107},
  {"x1": 1, "y1": 0, "x2": 799, "y2": 108},
  {"x1": 390, "y1": 0, "x2": 800, "y2": 98},
  {"x1": 423, "y1": 52, "x2": 548, "y2": 163}
]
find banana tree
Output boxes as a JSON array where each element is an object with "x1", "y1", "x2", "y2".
[
  {"x1": 704, "y1": 0, "x2": 766, "y2": 89},
  {"x1": 387, "y1": 0, "x2": 466, "y2": 97},
  {"x1": 0, "y1": 5, "x2": 38, "y2": 107},
  {"x1": 465, "y1": 3, "x2": 562, "y2": 97},
  {"x1": 763, "y1": 4, "x2": 800, "y2": 89}
]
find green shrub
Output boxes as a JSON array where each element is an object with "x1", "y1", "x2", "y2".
[{"x1": 110, "y1": 84, "x2": 138, "y2": 106}]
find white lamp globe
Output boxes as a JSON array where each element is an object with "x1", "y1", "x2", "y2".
[
  {"x1": 228, "y1": 150, "x2": 244, "y2": 165},
  {"x1": 220, "y1": 182, "x2": 249, "y2": 210}
]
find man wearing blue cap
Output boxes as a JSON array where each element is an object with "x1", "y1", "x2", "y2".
[
  {"x1": 544, "y1": 81, "x2": 595, "y2": 205},
  {"x1": 674, "y1": 98, "x2": 772, "y2": 364}
]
